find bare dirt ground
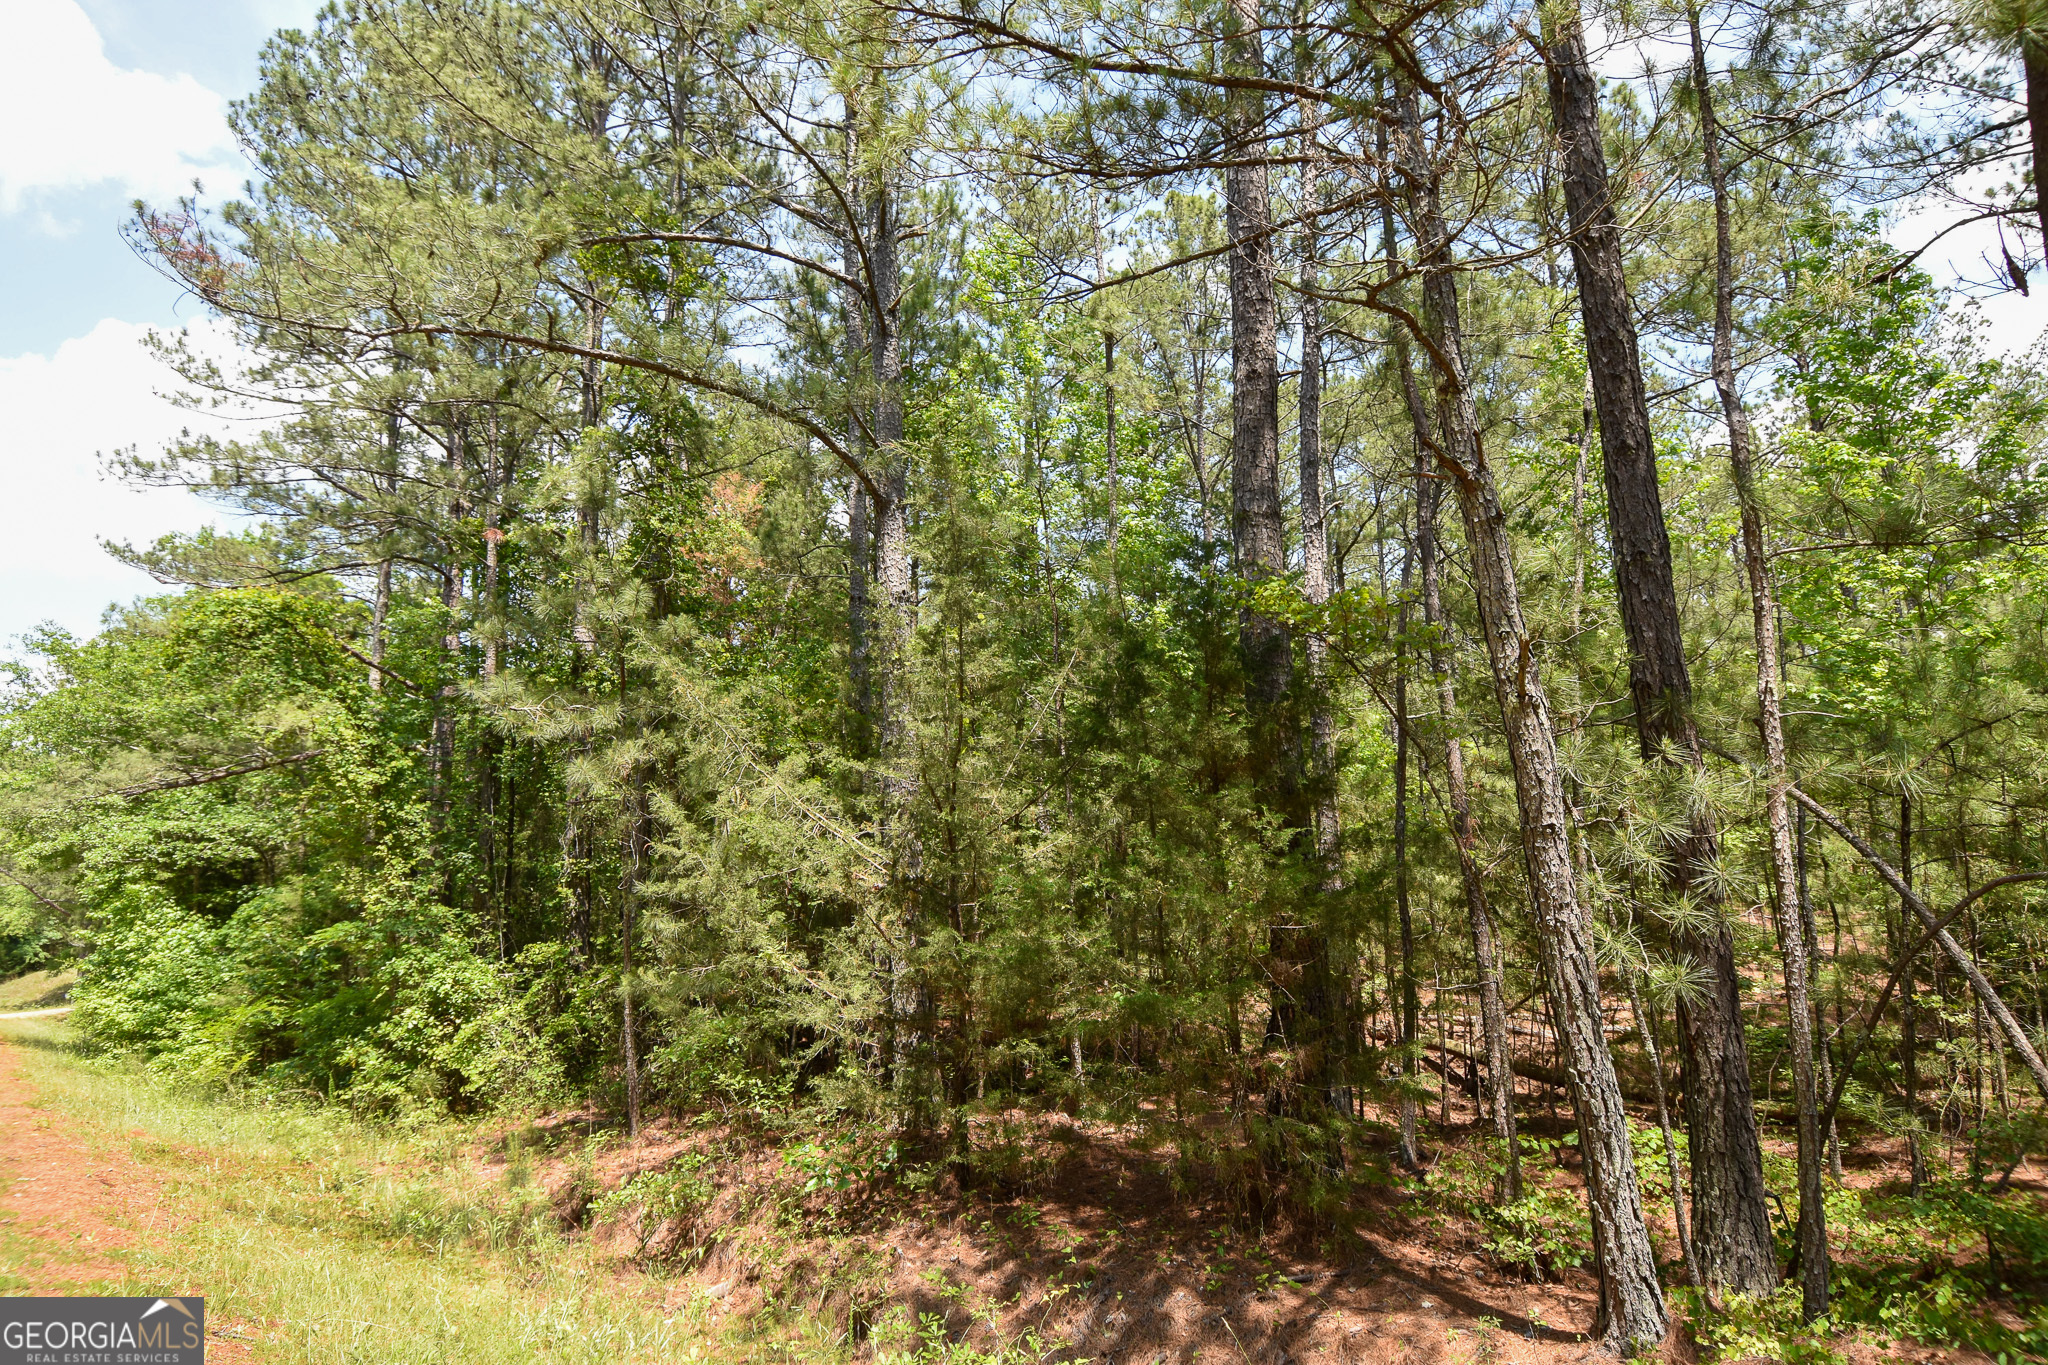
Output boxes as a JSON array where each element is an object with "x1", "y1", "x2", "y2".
[
  {"x1": 508, "y1": 1105, "x2": 1662, "y2": 1364},
  {"x1": 493, "y1": 1097, "x2": 2038, "y2": 1365},
  {"x1": 0, "y1": 1034, "x2": 255, "y2": 1361}
]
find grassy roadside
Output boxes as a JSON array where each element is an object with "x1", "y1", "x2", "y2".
[{"x1": 0, "y1": 1015, "x2": 847, "y2": 1365}]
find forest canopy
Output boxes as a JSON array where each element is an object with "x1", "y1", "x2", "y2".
[{"x1": 5, "y1": 0, "x2": 2048, "y2": 1351}]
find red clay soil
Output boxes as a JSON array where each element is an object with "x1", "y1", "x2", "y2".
[
  {"x1": 0, "y1": 1036, "x2": 253, "y2": 1362},
  {"x1": 497, "y1": 1099, "x2": 2034, "y2": 1365},
  {"x1": 511, "y1": 1107, "x2": 1662, "y2": 1364}
]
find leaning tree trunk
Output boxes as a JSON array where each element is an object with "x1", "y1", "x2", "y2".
[
  {"x1": 1793, "y1": 787, "x2": 2048, "y2": 1102},
  {"x1": 1901, "y1": 796, "x2": 1928, "y2": 1192},
  {"x1": 1390, "y1": 86, "x2": 1666, "y2": 1347},
  {"x1": 1227, "y1": 0, "x2": 1331, "y2": 1114},
  {"x1": 1625, "y1": 970, "x2": 1702, "y2": 1289},
  {"x1": 1689, "y1": 5, "x2": 1829, "y2": 1318},
  {"x1": 1412, "y1": 420, "x2": 1521, "y2": 1201},
  {"x1": 1436, "y1": 355, "x2": 1668, "y2": 1352},
  {"x1": 1389, "y1": 83, "x2": 1525, "y2": 1206},
  {"x1": 1539, "y1": 3, "x2": 1775, "y2": 1297}
]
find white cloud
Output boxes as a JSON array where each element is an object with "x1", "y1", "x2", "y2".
[
  {"x1": 0, "y1": 0, "x2": 239, "y2": 212},
  {"x1": 0, "y1": 317, "x2": 249, "y2": 647}
]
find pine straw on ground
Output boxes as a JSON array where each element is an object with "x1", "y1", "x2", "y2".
[{"x1": 474, "y1": 1096, "x2": 2011, "y2": 1365}]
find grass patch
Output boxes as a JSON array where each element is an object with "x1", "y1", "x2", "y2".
[
  {"x1": 0, "y1": 1016, "x2": 851, "y2": 1364},
  {"x1": 0, "y1": 969, "x2": 76, "y2": 1012}
]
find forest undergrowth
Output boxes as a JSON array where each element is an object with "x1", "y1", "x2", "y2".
[
  {"x1": 5, "y1": 1007, "x2": 2045, "y2": 1364},
  {"x1": 7, "y1": 0, "x2": 2048, "y2": 1358}
]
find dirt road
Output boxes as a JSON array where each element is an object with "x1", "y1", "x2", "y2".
[{"x1": 0, "y1": 1032, "x2": 252, "y2": 1359}]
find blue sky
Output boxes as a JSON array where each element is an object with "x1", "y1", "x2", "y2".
[
  {"x1": 0, "y1": 0, "x2": 321, "y2": 653},
  {"x1": 3, "y1": 0, "x2": 317, "y2": 355}
]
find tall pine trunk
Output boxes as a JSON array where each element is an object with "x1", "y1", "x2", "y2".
[
  {"x1": 1435, "y1": 355, "x2": 1667, "y2": 1351},
  {"x1": 433, "y1": 413, "x2": 465, "y2": 834},
  {"x1": 1390, "y1": 85, "x2": 1522, "y2": 1203},
  {"x1": 1226, "y1": 0, "x2": 1331, "y2": 1113},
  {"x1": 1539, "y1": 3, "x2": 1774, "y2": 1295},
  {"x1": 1395, "y1": 552, "x2": 1420, "y2": 1167},
  {"x1": 1689, "y1": 7, "x2": 1829, "y2": 1315},
  {"x1": 1298, "y1": 95, "x2": 1340, "y2": 888},
  {"x1": 619, "y1": 763, "x2": 647, "y2": 1138},
  {"x1": 866, "y1": 153, "x2": 925, "y2": 1107},
  {"x1": 2027, "y1": 40, "x2": 2048, "y2": 250},
  {"x1": 1389, "y1": 82, "x2": 1665, "y2": 1346},
  {"x1": 842, "y1": 170, "x2": 874, "y2": 758},
  {"x1": 1296, "y1": 77, "x2": 1347, "y2": 1118},
  {"x1": 1414, "y1": 430, "x2": 1520, "y2": 1200},
  {"x1": 562, "y1": 309, "x2": 605, "y2": 969},
  {"x1": 369, "y1": 402, "x2": 398, "y2": 693}
]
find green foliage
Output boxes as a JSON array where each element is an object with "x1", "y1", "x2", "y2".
[
  {"x1": 7, "y1": 7, "x2": 2048, "y2": 1359},
  {"x1": 785, "y1": 1130, "x2": 904, "y2": 1196},
  {"x1": 1826, "y1": 1179, "x2": 2048, "y2": 1359},
  {"x1": 592, "y1": 1153, "x2": 719, "y2": 1256},
  {"x1": 1682, "y1": 1286, "x2": 1847, "y2": 1365},
  {"x1": 1424, "y1": 1138, "x2": 1591, "y2": 1279}
]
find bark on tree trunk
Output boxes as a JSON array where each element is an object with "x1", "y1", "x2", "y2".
[
  {"x1": 2027, "y1": 42, "x2": 2048, "y2": 250},
  {"x1": 369, "y1": 404, "x2": 398, "y2": 692},
  {"x1": 434, "y1": 414, "x2": 465, "y2": 832},
  {"x1": 482, "y1": 413, "x2": 503, "y2": 685},
  {"x1": 1902, "y1": 796, "x2": 1928, "y2": 1192},
  {"x1": 619, "y1": 768, "x2": 647, "y2": 1138},
  {"x1": 564, "y1": 303, "x2": 605, "y2": 969},
  {"x1": 1385, "y1": 83, "x2": 1666, "y2": 1345},
  {"x1": 1415, "y1": 425, "x2": 1520, "y2": 1201},
  {"x1": 1298, "y1": 107, "x2": 1339, "y2": 888},
  {"x1": 1391, "y1": 81, "x2": 1524, "y2": 1205},
  {"x1": 1296, "y1": 98, "x2": 1350, "y2": 1119},
  {"x1": 1625, "y1": 971, "x2": 1701, "y2": 1290},
  {"x1": 1689, "y1": 7, "x2": 1829, "y2": 1315},
  {"x1": 864, "y1": 148, "x2": 925, "y2": 1109},
  {"x1": 1539, "y1": 4, "x2": 1774, "y2": 1296},
  {"x1": 1395, "y1": 555, "x2": 1421, "y2": 1168},
  {"x1": 842, "y1": 185, "x2": 874, "y2": 758},
  {"x1": 871, "y1": 180, "x2": 913, "y2": 792},
  {"x1": 1226, "y1": 0, "x2": 1330, "y2": 1113},
  {"x1": 370, "y1": 558, "x2": 391, "y2": 691},
  {"x1": 479, "y1": 414, "x2": 505, "y2": 956},
  {"x1": 1797, "y1": 799, "x2": 1845, "y2": 1179},
  {"x1": 1095, "y1": 200, "x2": 1121, "y2": 589},
  {"x1": 1440, "y1": 377, "x2": 1668, "y2": 1351}
]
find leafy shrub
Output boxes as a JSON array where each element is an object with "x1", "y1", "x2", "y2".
[
  {"x1": 644, "y1": 1012, "x2": 796, "y2": 1115},
  {"x1": 591, "y1": 1153, "x2": 717, "y2": 1256},
  {"x1": 71, "y1": 888, "x2": 240, "y2": 1074},
  {"x1": 1425, "y1": 1136, "x2": 1589, "y2": 1279},
  {"x1": 786, "y1": 1129, "x2": 903, "y2": 1195}
]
